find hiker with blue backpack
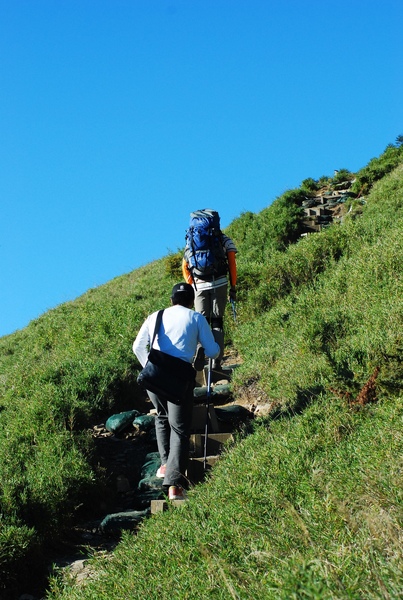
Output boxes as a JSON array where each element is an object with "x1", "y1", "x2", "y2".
[{"x1": 182, "y1": 209, "x2": 237, "y2": 371}]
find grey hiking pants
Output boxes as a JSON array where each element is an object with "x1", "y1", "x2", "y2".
[
  {"x1": 148, "y1": 384, "x2": 194, "y2": 488},
  {"x1": 194, "y1": 282, "x2": 227, "y2": 361}
]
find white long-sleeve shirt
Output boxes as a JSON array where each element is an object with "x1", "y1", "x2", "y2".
[{"x1": 132, "y1": 304, "x2": 220, "y2": 368}]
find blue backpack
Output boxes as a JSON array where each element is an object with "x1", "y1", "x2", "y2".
[{"x1": 184, "y1": 209, "x2": 228, "y2": 281}]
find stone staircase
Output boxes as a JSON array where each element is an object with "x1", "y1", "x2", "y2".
[{"x1": 301, "y1": 180, "x2": 355, "y2": 235}]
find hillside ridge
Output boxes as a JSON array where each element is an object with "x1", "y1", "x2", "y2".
[{"x1": 1, "y1": 141, "x2": 403, "y2": 599}]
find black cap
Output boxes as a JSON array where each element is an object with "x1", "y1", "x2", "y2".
[{"x1": 171, "y1": 282, "x2": 195, "y2": 305}]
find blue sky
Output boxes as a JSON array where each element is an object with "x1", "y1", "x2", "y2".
[{"x1": 1, "y1": 0, "x2": 402, "y2": 337}]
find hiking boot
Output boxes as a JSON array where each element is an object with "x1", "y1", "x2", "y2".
[
  {"x1": 156, "y1": 464, "x2": 166, "y2": 479},
  {"x1": 193, "y1": 346, "x2": 206, "y2": 371},
  {"x1": 168, "y1": 485, "x2": 187, "y2": 501}
]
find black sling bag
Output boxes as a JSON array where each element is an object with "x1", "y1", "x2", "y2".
[{"x1": 137, "y1": 310, "x2": 196, "y2": 404}]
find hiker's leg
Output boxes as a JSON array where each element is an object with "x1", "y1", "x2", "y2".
[
  {"x1": 163, "y1": 385, "x2": 194, "y2": 488},
  {"x1": 194, "y1": 287, "x2": 212, "y2": 323},
  {"x1": 211, "y1": 284, "x2": 227, "y2": 361},
  {"x1": 147, "y1": 391, "x2": 170, "y2": 466}
]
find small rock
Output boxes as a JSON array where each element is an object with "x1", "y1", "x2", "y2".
[
  {"x1": 69, "y1": 559, "x2": 87, "y2": 575},
  {"x1": 254, "y1": 404, "x2": 274, "y2": 417}
]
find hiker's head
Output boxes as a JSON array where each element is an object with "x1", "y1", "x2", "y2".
[{"x1": 171, "y1": 282, "x2": 195, "y2": 308}]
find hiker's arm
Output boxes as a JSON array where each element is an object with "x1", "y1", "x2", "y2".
[
  {"x1": 182, "y1": 258, "x2": 193, "y2": 284},
  {"x1": 227, "y1": 251, "x2": 237, "y2": 287},
  {"x1": 227, "y1": 250, "x2": 237, "y2": 300},
  {"x1": 132, "y1": 318, "x2": 151, "y2": 368}
]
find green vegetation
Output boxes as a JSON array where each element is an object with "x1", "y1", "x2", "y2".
[
  {"x1": 351, "y1": 143, "x2": 403, "y2": 196},
  {"x1": 49, "y1": 397, "x2": 403, "y2": 599},
  {"x1": 0, "y1": 260, "x2": 177, "y2": 595},
  {"x1": 1, "y1": 141, "x2": 403, "y2": 598}
]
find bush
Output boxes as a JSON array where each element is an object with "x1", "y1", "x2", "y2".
[
  {"x1": 331, "y1": 168, "x2": 353, "y2": 184},
  {"x1": 301, "y1": 177, "x2": 319, "y2": 192},
  {"x1": 165, "y1": 250, "x2": 183, "y2": 279},
  {"x1": 351, "y1": 144, "x2": 403, "y2": 196},
  {"x1": 227, "y1": 190, "x2": 305, "y2": 262}
]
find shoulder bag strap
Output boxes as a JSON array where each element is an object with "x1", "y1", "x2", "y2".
[{"x1": 150, "y1": 310, "x2": 164, "y2": 349}]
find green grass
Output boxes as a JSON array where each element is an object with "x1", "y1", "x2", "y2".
[
  {"x1": 1, "y1": 144, "x2": 403, "y2": 598},
  {"x1": 47, "y1": 396, "x2": 403, "y2": 599},
  {"x1": 229, "y1": 164, "x2": 403, "y2": 412},
  {"x1": 0, "y1": 260, "x2": 180, "y2": 594}
]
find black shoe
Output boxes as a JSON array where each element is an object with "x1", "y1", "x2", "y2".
[
  {"x1": 193, "y1": 347, "x2": 206, "y2": 371},
  {"x1": 212, "y1": 359, "x2": 221, "y2": 370}
]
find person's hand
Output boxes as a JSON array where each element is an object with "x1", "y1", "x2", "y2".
[{"x1": 229, "y1": 286, "x2": 237, "y2": 302}]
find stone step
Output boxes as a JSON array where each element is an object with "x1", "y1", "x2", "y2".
[
  {"x1": 187, "y1": 432, "x2": 233, "y2": 483},
  {"x1": 191, "y1": 403, "x2": 220, "y2": 433},
  {"x1": 207, "y1": 365, "x2": 233, "y2": 384},
  {"x1": 190, "y1": 432, "x2": 233, "y2": 456},
  {"x1": 195, "y1": 362, "x2": 239, "y2": 386},
  {"x1": 150, "y1": 499, "x2": 187, "y2": 513},
  {"x1": 187, "y1": 455, "x2": 220, "y2": 483}
]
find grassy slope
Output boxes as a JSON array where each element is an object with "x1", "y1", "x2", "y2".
[
  {"x1": 1, "y1": 155, "x2": 403, "y2": 598},
  {"x1": 49, "y1": 397, "x2": 403, "y2": 599},
  {"x1": 0, "y1": 261, "x2": 180, "y2": 592},
  {"x1": 46, "y1": 165, "x2": 403, "y2": 599},
  {"x1": 229, "y1": 165, "x2": 403, "y2": 412}
]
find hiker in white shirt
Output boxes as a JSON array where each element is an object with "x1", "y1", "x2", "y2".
[{"x1": 133, "y1": 282, "x2": 219, "y2": 500}]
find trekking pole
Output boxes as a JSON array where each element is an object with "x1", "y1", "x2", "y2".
[
  {"x1": 230, "y1": 298, "x2": 237, "y2": 322},
  {"x1": 203, "y1": 357, "x2": 213, "y2": 471}
]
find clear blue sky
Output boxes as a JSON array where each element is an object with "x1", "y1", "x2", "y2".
[{"x1": 1, "y1": 0, "x2": 402, "y2": 337}]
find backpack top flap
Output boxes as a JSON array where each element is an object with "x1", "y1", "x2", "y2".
[{"x1": 189, "y1": 208, "x2": 221, "y2": 229}]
